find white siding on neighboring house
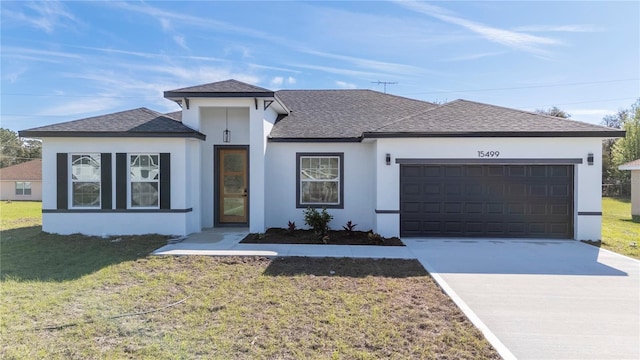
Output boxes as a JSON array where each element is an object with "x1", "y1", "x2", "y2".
[{"x1": 0, "y1": 180, "x2": 42, "y2": 201}]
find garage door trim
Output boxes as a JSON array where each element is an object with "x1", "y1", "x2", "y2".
[{"x1": 396, "y1": 158, "x2": 583, "y2": 165}]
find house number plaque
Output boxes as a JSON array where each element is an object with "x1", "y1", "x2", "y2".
[{"x1": 477, "y1": 151, "x2": 500, "y2": 158}]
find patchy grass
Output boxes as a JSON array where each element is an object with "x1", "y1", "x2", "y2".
[
  {"x1": 1, "y1": 204, "x2": 498, "y2": 359},
  {"x1": 2, "y1": 254, "x2": 498, "y2": 359},
  {"x1": 599, "y1": 197, "x2": 640, "y2": 259},
  {"x1": 0, "y1": 201, "x2": 41, "y2": 230}
]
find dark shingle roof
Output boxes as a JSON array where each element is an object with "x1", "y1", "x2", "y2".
[
  {"x1": 19, "y1": 108, "x2": 205, "y2": 140},
  {"x1": 164, "y1": 110, "x2": 182, "y2": 122},
  {"x1": 164, "y1": 79, "x2": 274, "y2": 98},
  {"x1": 270, "y1": 90, "x2": 438, "y2": 139},
  {"x1": 0, "y1": 159, "x2": 42, "y2": 181},
  {"x1": 362, "y1": 99, "x2": 624, "y2": 138}
]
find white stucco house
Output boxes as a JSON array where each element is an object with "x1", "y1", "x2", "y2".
[
  {"x1": 618, "y1": 159, "x2": 640, "y2": 217},
  {"x1": 20, "y1": 79, "x2": 625, "y2": 240}
]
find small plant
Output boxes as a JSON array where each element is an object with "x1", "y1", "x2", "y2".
[
  {"x1": 303, "y1": 207, "x2": 333, "y2": 235},
  {"x1": 287, "y1": 221, "x2": 297, "y2": 234},
  {"x1": 342, "y1": 220, "x2": 357, "y2": 236},
  {"x1": 368, "y1": 231, "x2": 384, "y2": 245}
]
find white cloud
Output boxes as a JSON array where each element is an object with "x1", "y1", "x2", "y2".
[
  {"x1": 2, "y1": 46, "x2": 83, "y2": 59},
  {"x1": 513, "y1": 25, "x2": 602, "y2": 33},
  {"x1": 444, "y1": 52, "x2": 505, "y2": 62},
  {"x1": 271, "y1": 76, "x2": 284, "y2": 86},
  {"x1": 38, "y1": 96, "x2": 122, "y2": 116},
  {"x1": 302, "y1": 49, "x2": 424, "y2": 76},
  {"x1": 2, "y1": 1, "x2": 77, "y2": 33},
  {"x1": 173, "y1": 35, "x2": 189, "y2": 50},
  {"x1": 287, "y1": 77, "x2": 296, "y2": 85},
  {"x1": 335, "y1": 81, "x2": 357, "y2": 89},
  {"x1": 3, "y1": 67, "x2": 28, "y2": 83},
  {"x1": 289, "y1": 63, "x2": 384, "y2": 79},
  {"x1": 393, "y1": 0, "x2": 561, "y2": 54}
]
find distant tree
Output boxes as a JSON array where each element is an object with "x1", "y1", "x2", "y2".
[
  {"x1": 601, "y1": 99, "x2": 640, "y2": 196},
  {"x1": 601, "y1": 109, "x2": 629, "y2": 185},
  {"x1": 534, "y1": 106, "x2": 571, "y2": 118},
  {"x1": 612, "y1": 100, "x2": 640, "y2": 169},
  {"x1": 0, "y1": 128, "x2": 42, "y2": 168}
]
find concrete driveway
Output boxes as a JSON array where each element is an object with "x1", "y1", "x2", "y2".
[{"x1": 404, "y1": 239, "x2": 640, "y2": 360}]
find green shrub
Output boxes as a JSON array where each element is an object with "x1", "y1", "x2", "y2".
[{"x1": 303, "y1": 207, "x2": 333, "y2": 235}]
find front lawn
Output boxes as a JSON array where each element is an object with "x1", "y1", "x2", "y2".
[
  {"x1": 1, "y1": 202, "x2": 499, "y2": 359},
  {"x1": 601, "y1": 197, "x2": 640, "y2": 259}
]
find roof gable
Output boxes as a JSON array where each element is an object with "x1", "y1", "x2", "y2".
[
  {"x1": 19, "y1": 108, "x2": 205, "y2": 140},
  {"x1": 0, "y1": 159, "x2": 42, "y2": 181},
  {"x1": 164, "y1": 79, "x2": 274, "y2": 98}
]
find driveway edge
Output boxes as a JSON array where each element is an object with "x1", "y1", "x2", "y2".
[{"x1": 416, "y1": 256, "x2": 517, "y2": 360}]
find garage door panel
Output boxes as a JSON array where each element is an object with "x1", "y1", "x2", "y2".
[
  {"x1": 400, "y1": 164, "x2": 573, "y2": 238},
  {"x1": 445, "y1": 166, "x2": 464, "y2": 177}
]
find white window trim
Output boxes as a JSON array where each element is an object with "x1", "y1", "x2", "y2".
[
  {"x1": 128, "y1": 153, "x2": 160, "y2": 209},
  {"x1": 69, "y1": 153, "x2": 101, "y2": 209},
  {"x1": 297, "y1": 153, "x2": 343, "y2": 208},
  {"x1": 15, "y1": 181, "x2": 32, "y2": 196}
]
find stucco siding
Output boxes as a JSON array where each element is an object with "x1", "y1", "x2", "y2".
[
  {"x1": 41, "y1": 137, "x2": 195, "y2": 236},
  {"x1": 0, "y1": 180, "x2": 42, "y2": 201},
  {"x1": 373, "y1": 137, "x2": 603, "y2": 240},
  {"x1": 265, "y1": 142, "x2": 375, "y2": 232}
]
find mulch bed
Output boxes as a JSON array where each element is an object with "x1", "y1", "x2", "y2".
[{"x1": 240, "y1": 228, "x2": 404, "y2": 246}]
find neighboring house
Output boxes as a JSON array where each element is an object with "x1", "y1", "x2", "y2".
[
  {"x1": 618, "y1": 159, "x2": 640, "y2": 216},
  {"x1": 20, "y1": 79, "x2": 625, "y2": 240},
  {"x1": 0, "y1": 159, "x2": 42, "y2": 201}
]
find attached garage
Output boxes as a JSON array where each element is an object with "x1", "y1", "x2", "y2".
[{"x1": 400, "y1": 163, "x2": 574, "y2": 238}]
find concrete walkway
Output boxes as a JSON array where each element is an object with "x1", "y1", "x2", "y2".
[
  {"x1": 153, "y1": 228, "x2": 414, "y2": 259},
  {"x1": 405, "y1": 239, "x2": 640, "y2": 360},
  {"x1": 154, "y1": 231, "x2": 640, "y2": 359}
]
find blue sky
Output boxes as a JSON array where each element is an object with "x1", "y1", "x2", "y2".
[{"x1": 1, "y1": 1, "x2": 638, "y2": 132}]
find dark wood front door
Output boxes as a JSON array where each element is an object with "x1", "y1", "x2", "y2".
[{"x1": 216, "y1": 147, "x2": 248, "y2": 224}]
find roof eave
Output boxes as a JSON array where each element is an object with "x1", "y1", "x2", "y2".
[
  {"x1": 268, "y1": 137, "x2": 362, "y2": 143},
  {"x1": 18, "y1": 130, "x2": 206, "y2": 141},
  {"x1": 164, "y1": 91, "x2": 275, "y2": 99},
  {"x1": 362, "y1": 130, "x2": 627, "y2": 138}
]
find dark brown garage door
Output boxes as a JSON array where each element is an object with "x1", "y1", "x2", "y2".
[{"x1": 400, "y1": 165, "x2": 574, "y2": 238}]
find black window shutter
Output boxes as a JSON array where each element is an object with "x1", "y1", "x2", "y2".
[
  {"x1": 160, "y1": 153, "x2": 171, "y2": 210},
  {"x1": 115, "y1": 153, "x2": 127, "y2": 209},
  {"x1": 56, "y1": 153, "x2": 68, "y2": 210},
  {"x1": 101, "y1": 153, "x2": 112, "y2": 209}
]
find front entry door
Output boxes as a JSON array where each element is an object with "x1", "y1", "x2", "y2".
[{"x1": 216, "y1": 147, "x2": 248, "y2": 224}]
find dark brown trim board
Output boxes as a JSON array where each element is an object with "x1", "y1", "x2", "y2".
[{"x1": 396, "y1": 158, "x2": 584, "y2": 165}]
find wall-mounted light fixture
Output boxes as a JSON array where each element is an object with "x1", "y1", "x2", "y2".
[
  {"x1": 587, "y1": 153, "x2": 594, "y2": 166},
  {"x1": 385, "y1": 153, "x2": 391, "y2": 166},
  {"x1": 223, "y1": 107, "x2": 231, "y2": 143}
]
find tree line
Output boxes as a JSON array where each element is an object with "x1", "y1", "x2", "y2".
[
  {"x1": 0, "y1": 128, "x2": 42, "y2": 168},
  {"x1": 537, "y1": 98, "x2": 640, "y2": 196}
]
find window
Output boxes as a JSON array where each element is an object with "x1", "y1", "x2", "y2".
[
  {"x1": 296, "y1": 153, "x2": 344, "y2": 208},
  {"x1": 71, "y1": 154, "x2": 101, "y2": 207},
  {"x1": 130, "y1": 154, "x2": 159, "y2": 208},
  {"x1": 15, "y1": 182, "x2": 31, "y2": 196}
]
